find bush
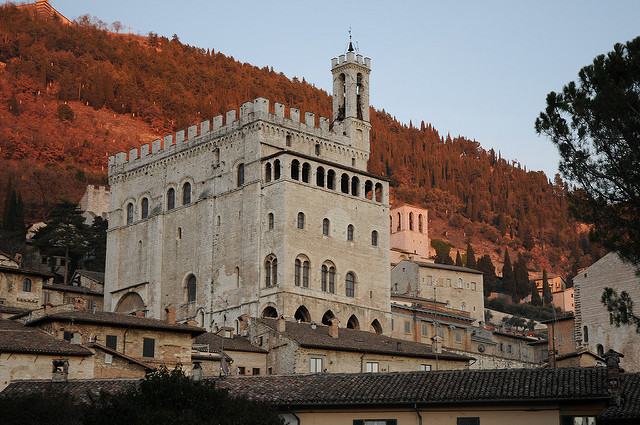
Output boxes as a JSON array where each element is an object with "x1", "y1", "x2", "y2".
[{"x1": 57, "y1": 103, "x2": 75, "y2": 122}]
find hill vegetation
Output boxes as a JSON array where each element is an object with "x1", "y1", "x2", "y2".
[{"x1": 0, "y1": 5, "x2": 602, "y2": 279}]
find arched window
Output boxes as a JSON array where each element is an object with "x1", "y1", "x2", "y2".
[
  {"x1": 347, "y1": 224, "x2": 354, "y2": 241},
  {"x1": 418, "y1": 214, "x2": 424, "y2": 233},
  {"x1": 409, "y1": 212, "x2": 414, "y2": 230},
  {"x1": 262, "y1": 306, "x2": 278, "y2": 318},
  {"x1": 321, "y1": 265, "x2": 328, "y2": 292},
  {"x1": 237, "y1": 163, "x2": 245, "y2": 187},
  {"x1": 351, "y1": 176, "x2": 360, "y2": 196},
  {"x1": 23, "y1": 278, "x2": 32, "y2": 292},
  {"x1": 291, "y1": 160, "x2": 300, "y2": 180},
  {"x1": 274, "y1": 160, "x2": 281, "y2": 180},
  {"x1": 141, "y1": 198, "x2": 149, "y2": 219},
  {"x1": 371, "y1": 319, "x2": 383, "y2": 334},
  {"x1": 341, "y1": 173, "x2": 349, "y2": 194},
  {"x1": 182, "y1": 182, "x2": 191, "y2": 205},
  {"x1": 295, "y1": 259, "x2": 301, "y2": 286},
  {"x1": 167, "y1": 188, "x2": 175, "y2": 210},
  {"x1": 461, "y1": 302, "x2": 467, "y2": 312},
  {"x1": 327, "y1": 170, "x2": 336, "y2": 190},
  {"x1": 265, "y1": 162, "x2": 272, "y2": 182},
  {"x1": 316, "y1": 167, "x2": 325, "y2": 187},
  {"x1": 375, "y1": 183, "x2": 383, "y2": 202},
  {"x1": 302, "y1": 163, "x2": 311, "y2": 183},
  {"x1": 126, "y1": 203, "x2": 134, "y2": 224},
  {"x1": 302, "y1": 259, "x2": 309, "y2": 288},
  {"x1": 297, "y1": 212, "x2": 305, "y2": 229},
  {"x1": 323, "y1": 218, "x2": 330, "y2": 236},
  {"x1": 268, "y1": 213, "x2": 274, "y2": 230},
  {"x1": 597, "y1": 344, "x2": 604, "y2": 356},
  {"x1": 583, "y1": 325, "x2": 589, "y2": 343},
  {"x1": 321, "y1": 263, "x2": 336, "y2": 293},
  {"x1": 347, "y1": 314, "x2": 359, "y2": 329},
  {"x1": 345, "y1": 272, "x2": 355, "y2": 297},
  {"x1": 294, "y1": 306, "x2": 311, "y2": 322},
  {"x1": 322, "y1": 310, "x2": 335, "y2": 326},
  {"x1": 371, "y1": 230, "x2": 378, "y2": 246},
  {"x1": 365, "y1": 180, "x2": 373, "y2": 200},
  {"x1": 457, "y1": 278, "x2": 463, "y2": 288},
  {"x1": 265, "y1": 255, "x2": 277, "y2": 287},
  {"x1": 187, "y1": 275, "x2": 196, "y2": 302}
]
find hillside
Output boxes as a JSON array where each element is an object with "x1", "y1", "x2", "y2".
[{"x1": 0, "y1": 5, "x2": 602, "y2": 278}]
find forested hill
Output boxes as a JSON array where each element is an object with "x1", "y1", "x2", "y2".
[{"x1": 0, "y1": 5, "x2": 600, "y2": 277}]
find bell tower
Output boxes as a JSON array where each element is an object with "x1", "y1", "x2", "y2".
[{"x1": 331, "y1": 37, "x2": 371, "y2": 153}]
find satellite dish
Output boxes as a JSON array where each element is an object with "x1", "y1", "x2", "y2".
[
  {"x1": 221, "y1": 356, "x2": 230, "y2": 374},
  {"x1": 595, "y1": 361, "x2": 605, "y2": 367}
]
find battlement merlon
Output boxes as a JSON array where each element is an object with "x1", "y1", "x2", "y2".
[
  {"x1": 331, "y1": 53, "x2": 371, "y2": 70},
  {"x1": 108, "y1": 97, "x2": 359, "y2": 176}
]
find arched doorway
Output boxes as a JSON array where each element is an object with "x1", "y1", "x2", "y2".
[
  {"x1": 321, "y1": 310, "x2": 335, "y2": 326},
  {"x1": 294, "y1": 306, "x2": 311, "y2": 323},
  {"x1": 261, "y1": 306, "x2": 278, "y2": 318},
  {"x1": 370, "y1": 319, "x2": 383, "y2": 334},
  {"x1": 114, "y1": 292, "x2": 145, "y2": 314},
  {"x1": 347, "y1": 314, "x2": 360, "y2": 330}
]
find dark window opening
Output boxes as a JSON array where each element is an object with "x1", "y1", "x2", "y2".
[
  {"x1": 106, "y1": 335, "x2": 117, "y2": 350},
  {"x1": 182, "y1": 182, "x2": 191, "y2": 205},
  {"x1": 167, "y1": 188, "x2": 175, "y2": 210},
  {"x1": 316, "y1": 167, "x2": 325, "y2": 187},
  {"x1": 143, "y1": 338, "x2": 155, "y2": 358},
  {"x1": 141, "y1": 198, "x2": 149, "y2": 219},
  {"x1": 302, "y1": 163, "x2": 310, "y2": 183},
  {"x1": 291, "y1": 160, "x2": 300, "y2": 180},
  {"x1": 237, "y1": 163, "x2": 245, "y2": 187},
  {"x1": 341, "y1": 173, "x2": 349, "y2": 194},
  {"x1": 187, "y1": 275, "x2": 196, "y2": 302}
]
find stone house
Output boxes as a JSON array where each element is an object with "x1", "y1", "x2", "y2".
[
  {"x1": 248, "y1": 317, "x2": 471, "y2": 374},
  {"x1": 573, "y1": 252, "x2": 640, "y2": 372},
  {"x1": 533, "y1": 274, "x2": 575, "y2": 312},
  {"x1": 193, "y1": 330, "x2": 268, "y2": 377},
  {"x1": 105, "y1": 46, "x2": 391, "y2": 335},
  {"x1": 0, "y1": 318, "x2": 93, "y2": 390},
  {"x1": 42, "y1": 269, "x2": 104, "y2": 311},
  {"x1": 0, "y1": 252, "x2": 52, "y2": 310},
  {"x1": 23, "y1": 308, "x2": 205, "y2": 376},
  {"x1": 391, "y1": 259, "x2": 484, "y2": 323}
]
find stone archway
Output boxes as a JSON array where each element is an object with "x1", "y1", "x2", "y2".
[
  {"x1": 347, "y1": 314, "x2": 360, "y2": 330},
  {"x1": 261, "y1": 306, "x2": 278, "y2": 318},
  {"x1": 321, "y1": 310, "x2": 335, "y2": 326},
  {"x1": 370, "y1": 319, "x2": 383, "y2": 334},
  {"x1": 294, "y1": 305, "x2": 311, "y2": 323},
  {"x1": 114, "y1": 292, "x2": 145, "y2": 314}
]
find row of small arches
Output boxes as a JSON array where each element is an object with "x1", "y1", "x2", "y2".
[
  {"x1": 264, "y1": 254, "x2": 357, "y2": 298},
  {"x1": 261, "y1": 305, "x2": 383, "y2": 334},
  {"x1": 264, "y1": 159, "x2": 384, "y2": 202},
  {"x1": 391, "y1": 211, "x2": 425, "y2": 233}
]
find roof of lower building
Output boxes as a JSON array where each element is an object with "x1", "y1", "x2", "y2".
[
  {"x1": 0, "y1": 304, "x2": 32, "y2": 315},
  {"x1": 0, "y1": 318, "x2": 92, "y2": 356},
  {"x1": 25, "y1": 310, "x2": 205, "y2": 336},
  {"x1": 599, "y1": 372, "x2": 640, "y2": 421},
  {"x1": 216, "y1": 367, "x2": 612, "y2": 407},
  {"x1": 71, "y1": 270, "x2": 105, "y2": 285},
  {"x1": 257, "y1": 318, "x2": 472, "y2": 362},
  {"x1": 42, "y1": 282, "x2": 104, "y2": 296},
  {"x1": 194, "y1": 332, "x2": 267, "y2": 354},
  {"x1": 396, "y1": 259, "x2": 484, "y2": 275}
]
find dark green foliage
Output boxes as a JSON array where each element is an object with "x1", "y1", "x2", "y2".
[
  {"x1": 502, "y1": 249, "x2": 515, "y2": 299},
  {"x1": 0, "y1": 389, "x2": 82, "y2": 425},
  {"x1": 501, "y1": 315, "x2": 526, "y2": 331},
  {"x1": 530, "y1": 280, "x2": 543, "y2": 306},
  {"x1": 455, "y1": 250, "x2": 463, "y2": 267},
  {"x1": 86, "y1": 366, "x2": 284, "y2": 425},
  {"x1": 485, "y1": 297, "x2": 563, "y2": 322},
  {"x1": 57, "y1": 103, "x2": 75, "y2": 122},
  {"x1": 465, "y1": 242, "x2": 476, "y2": 269},
  {"x1": 536, "y1": 36, "x2": 640, "y2": 269},
  {"x1": 601, "y1": 288, "x2": 640, "y2": 333},
  {"x1": 431, "y1": 239, "x2": 454, "y2": 265},
  {"x1": 542, "y1": 269, "x2": 553, "y2": 306},
  {"x1": 84, "y1": 216, "x2": 107, "y2": 272},
  {"x1": 513, "y1": 253, "x2": 530, "y2": 301},
  {"x1": 476, "y1": 254, "x2": 496, "y2": 296},
  {"x1": 32, "y1": 199, "x2": 89, "y2": 282}
]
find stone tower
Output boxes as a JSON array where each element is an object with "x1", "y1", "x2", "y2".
[
  {"x1": 331, "y1": 42, "x2": 371, "y2": 153},
  {"x1": 105, "y1": 46, "x2": 390, "y2": 335}
]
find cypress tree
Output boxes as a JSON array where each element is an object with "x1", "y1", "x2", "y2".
[
  {"x1": 455, "y1": 250, "x2": 463, "y2": 267},
  {"x1": 542, "y1": 269, "x2": 553, "y2": 305},
  {"x1": 502, "y1": 249, "x2": 516, "y2": 300},
  {"x1": 466, "y1": 243, "x2": 477, "y2": 269}
]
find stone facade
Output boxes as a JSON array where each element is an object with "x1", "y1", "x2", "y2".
[
  {"x1": 79, "y1": 185, "x2": 110, "y2": 224},
  {"x1": 391, "y1": 259, "x2": 484, "y2": 323},
  {"x1": 574, "y1": 252, "x2": 640, "y2": 372},
  {"x1": 105, "y1": 49, "x2": 391, "y2": 334},
  {"x1": 0, "y1": 260, "x2": 50, "y2": 310},
  {"x1": 389, "y1": 204, "x2": 431, "y2": 265}
]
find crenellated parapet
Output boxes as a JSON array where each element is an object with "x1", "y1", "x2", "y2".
[
  {"x1": 331, "y1": 52, "x2": 371, "y2": 70},
  {"x1": 108, "y1": 97, "x2": 353, "y2": 177}
]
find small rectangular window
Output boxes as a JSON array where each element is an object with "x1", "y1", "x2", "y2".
[
  {"x1": 456, "y1": 330, "x2": 462, "y2": 343},
  {"x1": 366, "y1": 362, "x2": 379, "y2": 373},
  {"x1": 106, "y1": 335, "x2": 117, "y2": 350},
  {"x1": 404, "y1": 321, "x2": 411, "y2": 334},
  {"x1": 310, "y1": 357, "x2": 323, "y2": 373},
  {"x1": 523, "y1": 347, "x2": 528, "y2": 357},
  {"x1": 143, "y1": 338, "x2": 155, "y2": 358},
  {"x1": 87, "y1": 300, "x2": 95, "y2": 310},
  {"x1": 104, "y1": 353, "x2": 113, "y2": 364},
  {"x1": 421, "y1": 323, "x2": 428, "y2": 336},
  {"x1": 252, "y1": 368, "x2": 260, "y2": 375},
  {"x1": 420, "y1": 364, "x2": 431, "y2": 371},
  {"x1": 63, "y1": 331, "x2": 74, "y2": 342},
  {"x1": 353, "y1": 420, "x2": 397, "y2": 425},
  {"x1": 238, "y1": 367, "x2": 246, "y2": 375},
  {"x1": 446, "y1": 279, "x2": 451, "y2": 287},
  {"x1": 44, "y1": 292, "x2": 51, "y2": 303},
  {"x1": 457, "y1": 418, "x2": 480, "y2": 425},
  {"x1": 391, "y1": 319, "x2": 394, "y2": 331}
]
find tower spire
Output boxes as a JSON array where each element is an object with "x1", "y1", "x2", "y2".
[{"x1": 347, "y1": 27, "x2": 354, "y2": 52}]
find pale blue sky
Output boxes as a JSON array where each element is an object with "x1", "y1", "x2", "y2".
[{"x1": 22, "y1": 1, "x2": 640, "y2": 178}]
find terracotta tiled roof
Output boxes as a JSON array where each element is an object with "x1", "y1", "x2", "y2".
[
  {"x1": 42, "y1": 282, "x2": 103, "y2": 296},
  {"x1": 1, "y1": 379, "x2": 137, "y2": 403},
  {"x1": 25, "y1": 310, "x2": 206, "y2": 336},
  {"x1": 0, "y1": 305, "x2": 32, "y2": 315},
  {"x1": 258, "y1": 318, "x2": 472, "y2": 361},
  {"x1": 0, "y1": 318, "x2": 92, "y2": 356},
  {"x1": 0, "y1": 265, "x2": 53, "y2": 278},
  {"x1": 217, "y1": 368, "x2": 612, "y2": 407},
  {"x1": 72, "y1": 270, "x2": 105, "y2": 285},
  {"x1": 599, "y1": 372, "x2": 640, "y2": 422},
  {"x1": 194, "y1": 332, "x2": 267, "y2": 354}
]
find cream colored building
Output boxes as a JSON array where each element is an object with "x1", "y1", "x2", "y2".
[
  {"x1": 105, "y1": 47, "x2": 391, "y2": 334},
  {"x1": 391, "y1": 259, "x2": 484, "y2": 323},
  {"x1": 390, "y1": 204, "x2": 430, "y2": 266}
]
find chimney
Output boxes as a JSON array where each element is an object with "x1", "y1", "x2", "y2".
[
  {"x1": 431, "y1": 335, "x2": 443, "y2": 354},
  {"x1": 165, "y1": 306, "x2": 176, "y2": 324},
  {"x1": 52, "y1": 359, "x2": 69, "y2": 382},
  {"x1": 277, "y1": 315, "x2": 286, "y2": 333},
  {"x1": 604, "y1": 349, "x2": 624, "y2": 405},
  {"x1": 329, "y1": 318, "x2": 340, "y2": 339},
  {"x1": 192, "y1": 361, "x2": 203, "y2": 382},
  {"x1": 237, "y1": 314, "x2": 250, "y2": 334}
]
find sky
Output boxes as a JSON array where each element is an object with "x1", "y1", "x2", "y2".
[{"x1": 24, "y1": 1, "x2": 640, "y2": 178}]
